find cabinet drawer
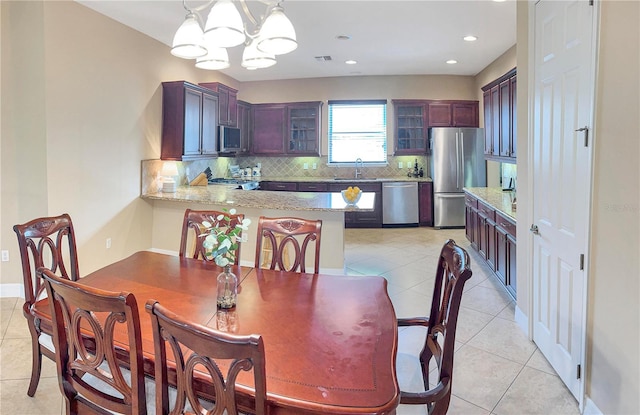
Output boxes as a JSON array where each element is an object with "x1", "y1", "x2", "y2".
[
  {"x1": 477, "y1": 201, "x2": 496, "y2": 221},
  {"x1": 465, "y1": 194, "x2": 478, "y2": 208},
  {"x1": 263, "y1": 182, "x2": 297, "y2": 191},
  {"x1": 298, "y1": 183, "x2": 328, "y2": 192},
  {"x1": 327, "y1": 182, "x2": 381, "y2": 193},
  {"x1": 496, "y1": 212, "x2": 516, "y2": 238}
]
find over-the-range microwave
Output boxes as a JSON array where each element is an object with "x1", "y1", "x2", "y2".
[{"x1": 218, "y1": 126, "x2": 241, "y2": 152}]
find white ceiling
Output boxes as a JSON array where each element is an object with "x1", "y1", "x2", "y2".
[{"x1": 76, "y1": 0, "x2": 516, "y2": 83}]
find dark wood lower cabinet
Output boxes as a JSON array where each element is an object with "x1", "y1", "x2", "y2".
[
  {"x1": 418, "y1": 182, "x2": 433, "y2": 226},
  {"x1": 465, "y1": 192, "x2": 517, "y2": 298}
]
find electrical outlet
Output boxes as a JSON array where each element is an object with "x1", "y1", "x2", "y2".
[
  {"x1": 398, "y1": 161, "x2": 403, "y2": 168},
  {"x1": 303, "y1": 163, "x2": 309, "y2": 170},
  {"x1": 106, "y1": 238, "x2": 112, "y2": 249},
  {"x1": 240, "y1": 232, "x2": 248, "y2": 243},
  {"x1": 312, "y1": 163, "x2": 317, "y2": 170},
  {"x1": 1, "y1": 250, "x2": 8, "y2": 262}
]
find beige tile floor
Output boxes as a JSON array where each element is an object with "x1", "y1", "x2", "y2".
[{"x1": 0, "y1": 227, "x2": 580, "y2": 414}]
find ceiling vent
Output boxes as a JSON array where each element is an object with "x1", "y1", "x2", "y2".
[{"x1": 314, "y1": 55, "x2": 332, "y2": 62}]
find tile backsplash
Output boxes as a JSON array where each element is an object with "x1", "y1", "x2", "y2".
[{"x1": 142, "y1": 155, "x2": 429, "y2": 193}]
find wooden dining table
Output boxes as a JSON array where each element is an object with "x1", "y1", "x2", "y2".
[{"x1": 71, "y1": 251, "x2": 400, "y2": 414}]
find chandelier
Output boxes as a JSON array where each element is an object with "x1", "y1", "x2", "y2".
[{"x1": 171, "y1": 0, "x2": 297, "y2": 71}]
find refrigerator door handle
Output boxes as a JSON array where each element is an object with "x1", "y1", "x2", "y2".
[
  {"x1": 455, "y1": 132, "x2": 460, "y2": 189},
  {"x1": 459, "y1": 131, "x2": 465, "y2": 190}
]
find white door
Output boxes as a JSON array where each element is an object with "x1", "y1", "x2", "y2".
[{"x1": 532, "y1": 0, "x2": 595, "y2": 401}]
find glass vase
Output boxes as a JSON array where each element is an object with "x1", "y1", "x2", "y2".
[{"x1": 216, "y1": 265, "x2": 237, "y2": 309}]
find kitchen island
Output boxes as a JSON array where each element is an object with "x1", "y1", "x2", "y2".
[{"x1": 142, "y1": 185, "x2": 375, "y2": 273}]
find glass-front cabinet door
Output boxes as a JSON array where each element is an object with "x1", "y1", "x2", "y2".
[
  {"x1": 287, "y1": 102, "x2": 322, "y2": 155},
  {"x1": 394, "y1": 101, "x2": 427, "y2": 154}
]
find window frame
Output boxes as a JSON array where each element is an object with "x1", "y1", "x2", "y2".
[{"x1": 327, "y1": 99, "x2": 388, "y2": 166}]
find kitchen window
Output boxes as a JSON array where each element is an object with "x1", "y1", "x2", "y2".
[{"x1": 328, "y1": 100, "x2": 387, "y2": 165}]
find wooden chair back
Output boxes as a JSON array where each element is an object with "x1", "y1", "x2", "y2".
[
  {"x1": 179, "y1": 209, "x2": 245, "y2": 264},
  {"x1": 13, "y1": 213, "x2": 79, "y2": 308},
  {"x1": 146, "y1": 300, "x2": 267, "y2": 415},
  {"x1": 397, "y1": 239, "x2": 473, "y2": 415},
  {"x1": 12, "y1": 213, "x2": 79, "y2": 396},
  {"x1": 254, "y1": 216, "x2": 322, "y2": 274},
  {"x1": 41, "y1": 269, "x2": 147, "y2": 415}
]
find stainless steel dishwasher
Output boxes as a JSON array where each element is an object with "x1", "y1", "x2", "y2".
[{"x1": 382, "y1": 182, "x2": 419, "y2": 226}]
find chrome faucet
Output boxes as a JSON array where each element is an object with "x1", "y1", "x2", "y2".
[{"x1": 355, "y1": 158, "x2": 363, "y2": 178}]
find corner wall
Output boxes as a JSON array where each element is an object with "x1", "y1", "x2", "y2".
[{"x1": 587, "y1": 1, "x2": 640, "y2": 412}]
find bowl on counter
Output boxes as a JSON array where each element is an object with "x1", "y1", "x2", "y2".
[{"x1": 341, "y1": 187, "x2": 362, "y2": 206}]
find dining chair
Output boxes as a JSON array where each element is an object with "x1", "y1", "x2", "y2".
[
  {"x1": 396, "y1": 239, "x2": 473, "y2": 415},
  {"x1": 12, "y1": 213, "x2": 80, "y2": 397},
  {"x1": 254, "y1": 216, "x2": 322, "y2": 274},
  {"x1": 40, "y1": 269, "x2": 149, "y2": 415},
  {"x1": 146, "y1": 300, "x2": 267, "y2": 415},
  {"x1": 179, "y1": 208, "x2": 245, "y2": 264}
]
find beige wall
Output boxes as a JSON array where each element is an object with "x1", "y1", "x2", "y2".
[
  {"x1": 587, "y1": 1, "x2": 639, "y2": 412},
  {"x1": 0, "y1": 1, "x2": 234, "y2": 289}
]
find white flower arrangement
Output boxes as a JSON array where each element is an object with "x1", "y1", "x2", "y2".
[{"x1": 201, "y1": 208, "x2": 251, "y2": 267}]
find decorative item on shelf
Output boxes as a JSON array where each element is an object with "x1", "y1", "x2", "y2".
[
  {"x1": 161, "y1": 161, "x2": 179, "y2": 192},
  {"x1": 170, "y1": 0, "x2": 297, "y2": 71},
  {"x1": 341, "y1": 186, "x2": 362, "y2": 206},
  {"x1": 200, "y1": 208, "x2": 251, "y2": 309}
]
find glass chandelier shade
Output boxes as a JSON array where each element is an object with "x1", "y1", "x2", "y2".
[
  {"x1": 171, "y1": 12, "x2": 207, "y2": 59},
  {"x1": 241, "y1": 38, "x2": 276, "y2": 69},
  {"x1": 171, "y1": 1, "x2": 297, "y2": 70},
  {"x1": 195, "y1": 46, "x2": 230, "y2": 70},
  {"x1": 203, "y1": 0, "x2": 246, "y2": 48},
  {"x1": 257, "y1": 5, "x2": 298, "y2": 55}
]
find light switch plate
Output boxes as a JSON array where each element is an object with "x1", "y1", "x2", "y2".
[{"x1": 398, "y1": 161, "x2": 403, "y2": 168}]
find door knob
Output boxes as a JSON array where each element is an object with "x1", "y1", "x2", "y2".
[{"x1": 529, "y1": 224, "x2": 540, "y2": 235}]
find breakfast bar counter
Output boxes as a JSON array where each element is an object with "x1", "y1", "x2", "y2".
[
  {"x1": 142, "y1": 186, "x2": 374, "y2": 274},
  {"x1": 142, "y1": 185, "x2": 375, "y2": 212}
]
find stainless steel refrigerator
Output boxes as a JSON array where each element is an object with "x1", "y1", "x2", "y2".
[{"x1": 428, "y1": 127, "x2": 486, "y2": 228}]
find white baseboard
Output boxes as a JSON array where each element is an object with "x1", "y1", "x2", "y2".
[
  {"x1": 583, "y1": 397, "x2": 603, "y2": 415},
  {"x1": 515, "y1": 304, "x2": 529, "y2": 336},
  {"x1": 0, "y1": 283, "x2": 24, "y2": 298},
  {"x1": 146, "y1": 248, "x2": 178, "y2": 256}
]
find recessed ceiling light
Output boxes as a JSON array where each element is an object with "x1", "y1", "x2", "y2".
[
  {"x1": 336, "y1": 35, "x2": 351, "y2": 41},
  {"x1": 463, "y1": 35, "x2": 478, "y2": 42},
  {"x1": 345, "y1": 60, "x2": 357, "y2": 65},
  {"x1": 446, "y1": 60, "x2": 458, "y2": 65}
]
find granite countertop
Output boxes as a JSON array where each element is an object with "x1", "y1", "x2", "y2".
[
  {"x1": 142, "y1": 186, "x2": 375, "y2": 212},
  {"x1": 464, "y1": 187, "x2": 517, "y2": 220},
  {"x1": 255, "y1": 176, "x2": 433, "y2": 183}
]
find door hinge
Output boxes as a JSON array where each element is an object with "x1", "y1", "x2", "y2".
[
  {"x1": 589, "y1": 0, "x2": 594, "y2": 6},
  {"x1": 580, "y1": 254, "x2": 585, "y2": 270},
  {"x1": 577, "y1": 364, "x2": 582, "y2": 379}
]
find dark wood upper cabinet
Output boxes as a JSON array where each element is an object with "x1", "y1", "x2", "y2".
[
  {"x1": 393, "y1": 101, "x2": 427, "y2": 155},
  {"x1": 199, "y1": 82, "x2": 238, "y2": 127},
  {"x1": 236, "y1": 100, "x2": 252, "y2": 155},
  {"x1": 251, "y1": 104, "x2": 287, "y2": 155},
  {"x1": 251, "y1": 101, "x2": 322, "y2": 156},
  {"x1": 161, "y1": 81, "x2": 218, "y2": 160},
  {"x1": 393, "y1": 99, "x2": 478, "y2": 155},
  {"x1": 482, "y1": 68, "x2": 517, "y2": 162},
  {"x1": 287, "y1": 102, "x2": 322, "y2": 155},
  {"x1": 427, "y1": 103, "x2": 453, "y2": 127}
]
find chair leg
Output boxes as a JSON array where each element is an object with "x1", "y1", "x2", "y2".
[{"x1": 27, "y1": 325, "x2": 43, "y2": 397}]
